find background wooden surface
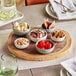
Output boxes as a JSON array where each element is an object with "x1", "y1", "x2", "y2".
[
  {"x1": 26, "y1": 0, "x2": 49, "y2": 5},
  {"x1": 16, "y1": 0, "x2": 25, "y2": 7},
  {"x1": 16, "y1": 0, "x2": 49, "y2": 6}
]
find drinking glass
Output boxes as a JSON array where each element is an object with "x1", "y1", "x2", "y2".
[
  {"x1": 0, "y1": 54, "x2": 18, "y2": 76},
  {"x1": 0, "y1": 0, "x2": 17, "y2": 20}
]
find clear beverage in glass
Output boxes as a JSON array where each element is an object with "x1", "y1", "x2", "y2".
[
  {"x1": 0, "y1": 54, "x2": 18, "y2": 76},
  {"x1": 0, "y1": 0, "x2": 17, "y2": 20}
]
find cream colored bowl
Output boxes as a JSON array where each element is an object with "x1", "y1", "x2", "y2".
[
  {"x1": 14, "y1": 38, "x2": 29, "y2": 49},
  {"x1": 51, "y1": 35, "x2": 65, "y2": 42},
  {"x1": 29, "y1": 29, "x2": 47, "y2": 42}
]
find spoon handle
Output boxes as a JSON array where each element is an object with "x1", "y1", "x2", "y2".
[{"x1": 54, "y1": 0, "x2": 73, "y2": 11}]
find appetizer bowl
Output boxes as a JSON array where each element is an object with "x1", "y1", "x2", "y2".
[
  {"x1": 41, "y1": 19, "x2": 55, "y2": 33},
  {"x1": 13, "y1": 22, "x2": 30, "y2": 36},
  {"x1": 51, "y1": 30, "x2": 65, "y2": 42},
  {"x1": 29, "y1": 29, "x2": 47, "y2": 42},
  {"x1": 14, "y1": 38, "x2": 29, "y2": 49},
  {"x1": 36, "y1": 39, "x2": 55, "y2": 54}
]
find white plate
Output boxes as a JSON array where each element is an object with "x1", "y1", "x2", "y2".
[
  {"x1": 0, "y1": 11, "x2": 24, "y2": 27},
  {"x1": 45, "y1": 3, "x2": 76, "y2": 20},
  {"x1": 45, "y1": 4, "x2": 58, "y2": 19},
  {"x1": 60, "y1": 69, "x2": 71, "y2": 76},
  {"x1": 61, "y1": 57, "x2": 76, "y2": 76}
]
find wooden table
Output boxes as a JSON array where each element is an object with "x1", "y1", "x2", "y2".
[
  {"x1": 0, "y1": 4, "x2": 76, "y2": 76},
  {"x1": 16, "y1": 0, "x2": 25, "y2": 7}
]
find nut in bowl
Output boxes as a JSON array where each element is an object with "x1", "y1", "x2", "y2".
[
  {"x1": 29, "y1": 29, "x2": 47, "y2": 42},
  {"x1": 13, "y1": 22, "x2": 30, "y2": 36},
  {"x1": 42, "y1": 19, "x2": 55, "y2": 32},
  {"x1": 51, "y1": 30, "x2": 65, "y2": 42},
  {"x1": 36, "y1": 40, "x2": 55, "y2": 54},
  {"x1": 14, "y1": 38, "x2": 29, "y2": 49}
]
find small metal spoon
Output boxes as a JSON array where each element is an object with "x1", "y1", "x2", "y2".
[
  {"x1": 60, "y1": 0, "x2": 67, "y2": 13},
  {"x1": 54, "y1": 0, "x2": 75, "y2": 13}
]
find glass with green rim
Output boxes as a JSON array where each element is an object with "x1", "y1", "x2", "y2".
[
  {"x1": 0, "y1": 0, "x2": 17, "y2": 20},
  {"x1": 0, "y1": 54, "x2": 18, "y2": 76}
]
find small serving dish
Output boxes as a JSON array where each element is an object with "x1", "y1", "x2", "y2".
[
  {"x1": 41, "y1": 19, "x2": 55, "y2": 32},
  {"x1": 51, "y1": 30, "x2": 65, "y2": 42},
  {"x1": 36, "y1": 39, "x2": 55, "y2": 54},
  {"x1": 29, "y1": 29, "x2": 47, "y2": 42},
  {"x1": 14, "y1": 38, "x2": 29, "y2": 49},
  {"x1": 13, "y1": 22, "x2": 30, "y2": 36}
]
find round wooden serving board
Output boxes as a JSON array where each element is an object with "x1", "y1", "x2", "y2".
[{"x1": 7, "y1": 30, "x2": 72, "y2": 61}]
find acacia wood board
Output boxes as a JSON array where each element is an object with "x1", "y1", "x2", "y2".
[{"x1": 7, "y1": 29, "x2": 72, "y2": 61}]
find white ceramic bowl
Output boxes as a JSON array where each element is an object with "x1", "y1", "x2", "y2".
[
  {"x1": 51, "y1": 35, "x2": 65, "y2": 42},
  {"x1": 51, "y1": 30, "x2": 65, "y2": 42},
  {"x1": 14, "y1": 38, "x2": 29, "y2": 49},
  {"x1": 29, "y1": 29, "x2": 47, "y2": 42},
  {"x1": 35, "y1": 39, "x2": 55, "y2": 54},
  {"x1": 13, "y1": 22, "x2": 30, "y2": 36}
]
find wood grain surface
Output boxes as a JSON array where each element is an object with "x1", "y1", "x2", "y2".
[
  {"x1": 7, "y1": 30, "x2": 72, "y2": 61},
  {"x1": 16, "y1": 0, "x2": 25, "y2": 7},
  {"x1": 27, "y1": 0, "x2": 49, "y2": 5}
]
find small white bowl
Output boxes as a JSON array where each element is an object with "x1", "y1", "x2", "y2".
[
  {"x1": 51, "y1": 35, "x2": 65, "y2": 42},
  {"x1": 51, "y1": 30, "x2": 65, "y2": 42},
  {"x1": 29, "y1": 29, "x2": 47, "y2": 42},
  {"x1": 14, "y1": 38, "x2": 29, "y2": 49},
  {"x1": 13, "y1": 22, "x2": 30, "y2": 36},
  {"x1": 35, "y1": 39, "x2": 55, "y2": 54}
]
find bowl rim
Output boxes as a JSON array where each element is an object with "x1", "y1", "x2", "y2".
[
  {"x1": 13, "y1": 22, "x2": 30, "y2": 32},
  {"x1": 29, "y1": 28, "x2": 47, "y2": 39},
  {"x1": 14, "y1": 37, "x2": 30, "y2": 46},
  {"x1": 51, "y1": 34, "x2": 65, "y2": 40},
  {"x1": 13, "y1": 28, "x2": 30, "y2": 33},
  {"x1": 51, "y1": 30, "x2": 65, "y2": 40},
  {"x1": 41, "y1": 24, "x2": 55, "y2": 30}
]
